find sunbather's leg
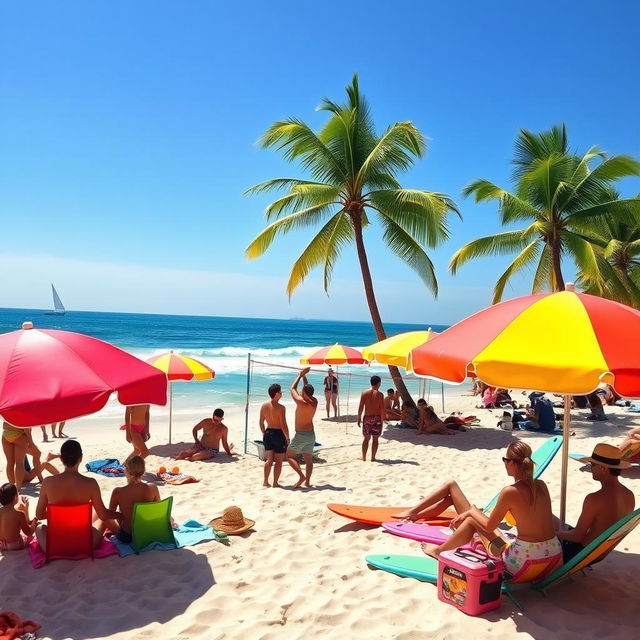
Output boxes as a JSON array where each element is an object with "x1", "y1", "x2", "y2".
[
  {"x1": 174, "y1": 446, "x2": 197, "y2": 460},
  {"x1": 186, "y1": 450, "x2": 215, "y2": 461},
  {"x1": 35, "y1": 524, "x2": 47, "y2": 552},
  {"x1": 421, "y1": 518, "x2": 480, "y2": 558},
  {"x1": 394, "y1": 479, "x2": 472, "y2": 520}
]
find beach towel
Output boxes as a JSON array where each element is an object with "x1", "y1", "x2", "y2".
[
  {"x1": 0, "y1": 611, "x2": 41, "y2": 640},
  {"x1": 627, "y1": 402, "x2": 640, "y2": 413},
  {"x1": 28, "y1": 536, "x2": 118, "y2": 569},
  {"x1": 158, "y1": 471, "x2": 199, "y2": 485},
  {"x1": 112, "y1": 520, "x2": 225, "y2": 557},
  {"x1": 86, "y1": 458, "x2": 125, "y2": 477}
]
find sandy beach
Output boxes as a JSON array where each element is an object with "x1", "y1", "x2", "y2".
[{"x1": 2, "y1": 394, "x2": 639, "y2": 640}]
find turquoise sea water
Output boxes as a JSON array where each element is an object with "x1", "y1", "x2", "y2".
[{"x1": 0, "y1": 308, "x2": 462, "y2": 411}]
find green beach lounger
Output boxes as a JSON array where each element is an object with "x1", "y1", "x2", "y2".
[
  {"x1": 131, "y1": 497, "x2": 176, "y2": 552},
  {"x1": 366, "y1": 506, "x2": 640, "y2": 609}
]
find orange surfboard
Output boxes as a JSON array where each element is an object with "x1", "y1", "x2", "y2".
[{"x1": 327, "y1": 503, "x2": 456, "y2": 526}]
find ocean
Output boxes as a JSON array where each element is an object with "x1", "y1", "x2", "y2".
[{"x1": 0, "y1": 308, "x2": 462, "y2": 416}]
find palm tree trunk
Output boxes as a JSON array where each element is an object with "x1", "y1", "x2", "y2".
[
  {"x1": 351, "y1": 211, "x2": 413, "y2": 402},
  {"x1": 550, "y1": 238, "x2": 565, "y2": 291}
]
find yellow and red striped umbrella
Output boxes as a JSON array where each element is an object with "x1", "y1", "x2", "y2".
[
  {"x1": 409, "y1": 285, "x2": 640, "y2": 523},
  {"x1": 147, "y1": 352, "x2": 215, "y2": 381},
  {"x1": 363, "y1": 329, "x2": 438, "y2": 369},
  {"x1": 300, "y1": 344, "x2": 368, "y2": 365}
]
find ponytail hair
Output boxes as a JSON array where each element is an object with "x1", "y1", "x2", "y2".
[{"x1": 506, "y1": 440, "x2": 537, "y2": 504}]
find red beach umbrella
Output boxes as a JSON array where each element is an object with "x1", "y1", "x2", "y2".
[
  {"x1": 0, "y1": 322, "x2": 167, "y2": 427},
  {"x1": 300, "y1": 344, "x2": 368, "y2": 365},
  {"x1": 408, "y1": 285, "x2": 640, "y2": 522}
]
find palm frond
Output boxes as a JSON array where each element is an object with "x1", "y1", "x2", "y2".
[
  {"x1": 286, "y1": 212, "x2": 354, "y2": 297},
  {"x1": 245, "y1": 203, "x2": 337, "y2": 259},
  {"x1": 532, "y1": 243, "x2": 553, "y2": 292},
  {"x1": 377, "y1": 213, "x2": 439, "y2": 296},
  {"x1": 493, "y1": 241, "x2": 541, "y2": 303},
  {"x1": 449, "y1": 229, "x2": 534, "y2": 275},
  {"x1": 462, "y1": 180, "x2": 541, "y2": 224},
  {"x1": 512, "y1": 125, "x2": 568, "y2": 179},
  {"x1": 570, "y1": 197, "x2": 640, "y2": 226},
  {"x1": 562, "y1": 230, "x2": 601, "y2": 282},
  {"x1": 244, "y1": 178, "x2": 330, "y2": 196}
]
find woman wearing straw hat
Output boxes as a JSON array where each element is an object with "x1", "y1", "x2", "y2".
[{"x1": 556, "y1": 443, "x2": 635, "y2": 563}]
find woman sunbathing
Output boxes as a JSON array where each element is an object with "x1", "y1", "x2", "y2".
[
  {"x1": 394, "y1": 440, "x2": 561, "y2": 577},
  {"x1": 416, "y1": 400, "x2": 460, "y2": 435}
]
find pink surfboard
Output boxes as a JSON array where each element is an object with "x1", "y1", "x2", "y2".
[{"x1": 382, "y1": 521, "x2": 457, "y2": 544}]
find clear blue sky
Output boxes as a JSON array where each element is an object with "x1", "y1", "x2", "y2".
[{"x1": 1, "y1": 1, "x2": 639, "y2": 324}]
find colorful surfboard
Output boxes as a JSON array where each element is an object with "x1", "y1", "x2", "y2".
[
  {"x1": 365, "y1": 554, "x2": 438, "y2": 582},
  {"x1": 327, "y1": 504, "x2": 457, "y2": 526}
]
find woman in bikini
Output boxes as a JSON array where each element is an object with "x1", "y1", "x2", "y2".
[
  {"x1": 395, "y1": 440, "x2": 561, "y2": 577},
  {"x1": 2, "y1": 423, "x2": 31, "y2": 491},
  {"x1": 323, "y1": 369, "x2": 339, "y2": 419},
  {"x1": 122, "y1": 404, "x2": 150, "y2": 462}
]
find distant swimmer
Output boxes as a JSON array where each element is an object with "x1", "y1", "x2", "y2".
[
  {"x1": 174, "y1": 408, "x2": 238, "y2": 461},
  {"x1": 259, "y1": 384, "x2": 290, "y2": 488},
  {"x1": 287, "y1": 367, "x2": 318, "y2": 488},
  {"x1": 357, "y1": 376, "x2": 385, "y2": 461}
]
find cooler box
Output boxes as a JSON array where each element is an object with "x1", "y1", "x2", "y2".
[{"x1": 437, "y1": 548, "x2": 504, "y2": 615}]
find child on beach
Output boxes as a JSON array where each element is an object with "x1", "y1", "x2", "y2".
[
  {"x1": 0, "y1": 483, "x2": 37, "y2": 551},
  {"x1": 99, "y1": 456, "x2": 160, "y2": 544}
]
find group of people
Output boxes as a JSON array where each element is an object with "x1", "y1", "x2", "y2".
[
  {"x1": 395, "y1": 439, "x2": 635, "y2": 577},
  {"x1": 0, "y1": 439, "x2": 160, "y2": 552}
]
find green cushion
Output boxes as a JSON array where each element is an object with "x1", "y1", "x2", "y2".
[{"x1": 131, "y1": 497, "x2": 176, "y2": 552}]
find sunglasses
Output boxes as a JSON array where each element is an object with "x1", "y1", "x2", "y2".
[{"x1": 502, "y1": 457, "x2": 516, "y2": 463}]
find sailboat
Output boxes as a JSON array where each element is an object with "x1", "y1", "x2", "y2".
[{"x1": 45, "y1": 283, "x2": 66, "y2": 316}]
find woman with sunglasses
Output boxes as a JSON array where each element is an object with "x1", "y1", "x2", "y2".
[{"x1": 395, "y1": 440, "x2": 561, "y2": 575}]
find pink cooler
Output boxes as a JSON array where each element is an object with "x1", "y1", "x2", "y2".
[{"x1": 437, "y1": 548, "x2": 504, "y2": 615}]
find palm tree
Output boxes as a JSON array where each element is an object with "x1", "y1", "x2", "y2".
[
  {"x1": 245, "y1": 75, "x2": 459, "y2": 400},
  {"x1": 450, "y1": 125, "x2": 640, "y2": 303},
  {"x1": 577, "y1": 202, "x2": 640, "y2": 307}
]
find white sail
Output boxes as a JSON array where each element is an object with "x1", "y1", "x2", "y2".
[{"x1": 51, "y1": 284, "x2": 65, "y2": 313}]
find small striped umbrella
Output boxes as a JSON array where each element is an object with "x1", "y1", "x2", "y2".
[
  {"x1": 147, "y1": 351, "x2": 215, "y2": 443},
  {"x1": 409, "y1": 284, "x2": 640, "y2": 522},
  {"x1": 362, "y1": 329, "x2": 438, "y2": 369},
  {"x1": 300, "y1": 344, "x2": 368, "y2": 365}
]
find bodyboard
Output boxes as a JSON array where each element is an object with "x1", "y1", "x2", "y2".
[
  {"x1": 327, "y1": 504, "x2": 456, "y2": 526},
  {"x1": 365, "y1": 554, "x2": 438, "y2": 582}
]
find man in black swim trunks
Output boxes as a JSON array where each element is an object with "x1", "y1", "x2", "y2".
[
  {"x1": 556, "y1": 443, "x2": 635, "y2": 562},
  {"x1": 259, "y1": 384, "x2": 290, "y2": 488}
]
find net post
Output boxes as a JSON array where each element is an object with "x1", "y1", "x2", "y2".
[{"x1": 244, "y1": 353, "x2": 251, "y2": 455}]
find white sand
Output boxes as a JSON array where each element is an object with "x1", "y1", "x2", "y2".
[{"x1": 1, "y1": 395, "x2": 639, "y2": 640}]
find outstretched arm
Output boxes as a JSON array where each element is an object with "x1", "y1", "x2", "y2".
[{"x1": 291, "y1": 367, "x2": 310, "y2": 402}]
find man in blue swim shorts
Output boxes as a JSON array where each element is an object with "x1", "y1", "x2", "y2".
[
  {"x1": 174, "y1": 409, "x2": 238, "y2": 462},
  {"x1": 259, "y1": 383, "x2": 290, "y2": 488},
  {"x1": 286, "y1": 368, "x2": 318, "y2": 488}
]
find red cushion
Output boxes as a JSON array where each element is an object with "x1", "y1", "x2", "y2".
[{"x1": 46, "y1": 503, "x2": 93, "y2": 560}]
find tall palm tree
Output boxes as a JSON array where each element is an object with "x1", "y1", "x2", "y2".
[
  {"x1": 450, "y1": 125, "x2": 640, "y2": 303},
  {"x1": 577, "y1": 202, "x2": 640, "y2": 307},
  {"x1": 246, "y1": 75, "x2": 459, "y2": 399}
]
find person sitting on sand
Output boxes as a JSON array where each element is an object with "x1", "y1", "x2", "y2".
[
  {"x1": 516, "y1": 392, "x2": 556, "y2": 432},
  {"x1": 443, "y1": 413, "x2": 476, "y2": 429},
  {"x1": 416, "y1": 399, "x2": 459, "y2": 435},
  {"x1": 495, "y1": 388, "x2": 517, "y2": 409},
  {"x1": 23, "y1": 452, "x2": 61, "y2": 484},
  {"x1": 286, "y1": 367, "x2": 318, "y2": 488},
  {"x1": 174, "y1": 409, "x2": 238, "y2": 461},
  {"x1": 556, "y1": 443, "x2": 635, "y2": 563},
  {"x1": 482, "y1": 386, "x2": 498, "y2": 408},
  {"x1": 98, "y1": 456, "x2": 161, "y2": 544},
  {"x1": 122, "y1": 404, "x2": 151, "y2": 461},
  {"x1": 586, "y1": 392, "x2": 607, "y2": 421},
  {"x1": 35, "y1": 440, "x2": 122, "y2": 551},
  {"x1": 259, "y1": 383, "x2": 290, "y2": 488},
  {"x1": 357, "y1": 375, "x2": 385, "y2": 461},
  {"x1": 0, "y1": 483, "x2": 38, "y2": 551},
  {"x1": 395, "y1": 440, "x2": 562, "y2": 576},
  {"x1": 398, "y1": 401, "x2": 419, "y2": 429},
  {"x1": 384, "y1": 388, "x2": 401, "y2": 421}
]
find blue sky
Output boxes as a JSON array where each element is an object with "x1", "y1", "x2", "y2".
[{"x1": 1, "y1": 1, "x2": 639, "y2": 324}]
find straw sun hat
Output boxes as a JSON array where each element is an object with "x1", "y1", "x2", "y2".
[
  {"x1": 577, "y1": 443, "x2": 631, "y2": 469},
  {"x1": 209, "y1": 506, "x2": 255, "y2": 535}
]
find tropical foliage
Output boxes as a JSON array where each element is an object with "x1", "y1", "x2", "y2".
[
  {"x1": 450, "y1": 125, "x2": 640, "y2": 303},
  {"x1": 246, "y1": 75, "x2": 459, "y2": 398}
]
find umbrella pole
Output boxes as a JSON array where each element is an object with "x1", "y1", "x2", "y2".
[
  {"x1": 244, "y1": 353, "x2": 251, "y2": 455},
  {"x1": 560, "y1": 394, "x2": 571, "y2": 526},
  {"x1": 168, "y1": 380, "x2": 173, "y2": 445},
  {"x1": 441, "y1": 382, "x2": 445, "y2": 413}
]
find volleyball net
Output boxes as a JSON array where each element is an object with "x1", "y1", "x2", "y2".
[{"x1": 241, "y1": 354, "x2": 446, "y2": 455}]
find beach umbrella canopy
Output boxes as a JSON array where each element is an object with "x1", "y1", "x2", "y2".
[
  {"x1": 362, "y1": 329, "x2": 439, "y2": 369},
  {"x1": 0, "y1": 322, "x2": 167, "y2": 427},
  {"x1": 409, "y1": 285, "x2": 640, "y2": 522},
  {"x1": 300, "y1": 344, "x2": 368, "y2": 365},
  {"x1": 146, "y1": 351, "x2": 215, "y2": 444}
]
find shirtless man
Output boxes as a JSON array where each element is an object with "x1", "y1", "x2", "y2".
[
  {"x1": 99, "y1": 456, "x2": 160, "y2": 544},
  {"x1": 259, "y1": 384, "x2": 290, "y2": 488},
  {"x1": 174, "y1": 408, "x2": 237, "y2": 461},
  {"x1": 556, "y1": 443, "x2": 635, "y2": 562},
  {"x1": 384, "y1": 388, "x2": 401, "y2": 421},
  {"x1": 286, "y1": 367, "x2": 318, "y2": 488},
  {"x1": 357, "y1": 375, "x2": 385, "y2": 461},
  {"x1": 35, "y1": 440, "x2": 122, "y2": 551},
  {"x1": 123, "y1": 404, "x2": 150, "y2": 461}
]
